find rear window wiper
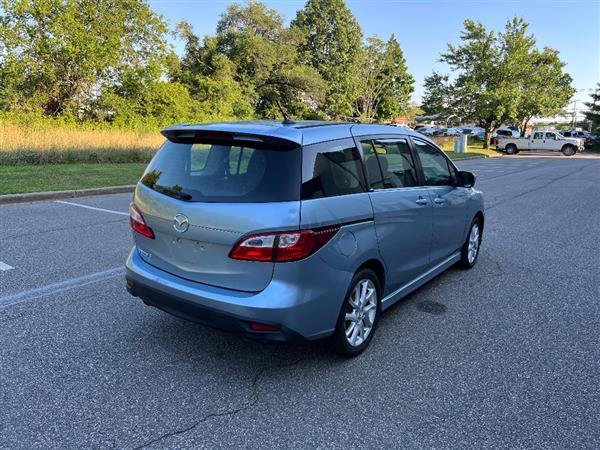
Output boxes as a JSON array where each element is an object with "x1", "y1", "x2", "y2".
[{"x1": 154, "y1": 185, "x2": 193, "y2": 201}]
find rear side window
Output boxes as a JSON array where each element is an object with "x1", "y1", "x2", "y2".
[
  {"x1": 141, "y1": 140, "x2": 301, "y2": 203},
  {"x1": 362, "y1": 138, "x2": 417, "y2": 189},
  {"x1": 301, "y1": 139, "x2": 366, "y2": 200}
]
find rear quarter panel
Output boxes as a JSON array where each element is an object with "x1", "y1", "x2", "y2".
[
  {"x1": 300, "y1": 193, "x2": 385, "y2": 288},
  {"x1": 266, "y1": 194, "x2": 383, "y2": 338}
]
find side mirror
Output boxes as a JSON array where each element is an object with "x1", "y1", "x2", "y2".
[{"x1": 456, "y1": 170, "x2": 475, "y2": 188}]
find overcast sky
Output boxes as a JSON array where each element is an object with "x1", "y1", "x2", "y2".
[{"x1": 149, "y1": 0, "x2": 600, "y2": 108}]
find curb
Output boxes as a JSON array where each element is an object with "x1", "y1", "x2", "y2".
[{"x1": 0, "y1": 185, "x2": 136, "y2": 205}]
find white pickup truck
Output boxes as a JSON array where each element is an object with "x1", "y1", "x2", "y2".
[{"x1": 496, "y1": 131, "x2": 584, "y2": 156}]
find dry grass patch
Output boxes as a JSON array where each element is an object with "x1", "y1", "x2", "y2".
[{"x1": 0, "y1": 122, "x2": 163, "y2": 164}]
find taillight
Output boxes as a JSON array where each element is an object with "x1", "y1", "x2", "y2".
[
  {"x1": 229, "y1": 227, "x2": 339, "y2": 262},
  {"x1": 129, "y1": 202, "x2": 155, "y2": 239}
]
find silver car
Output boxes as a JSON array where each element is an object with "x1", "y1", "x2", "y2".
[{"x1": 125, "y1": 121, "x2": 484, "y2": 355}]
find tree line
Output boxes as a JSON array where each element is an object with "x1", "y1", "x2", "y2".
[
  {"x1": 0, "y1": 0, "x2": 575, "y2": 144},
  {"x1": 0, "y1": 0, "x2": 414, "y2": 128}
]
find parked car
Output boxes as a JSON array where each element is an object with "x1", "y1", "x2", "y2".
[
  {"x1": 125, "y1": 121, "x2": 484, "y2": 355},
  {"x1": 417, "y1": 126, "x2": 438, "y2": 136},
  {"x1": 444, "y1": 127, "x2": 462, "y2": 136},
  {"x1": 496, "y1": 129, "x2": 517, "y2": 138},
  {"x1": 496, "y1": 130, "x2": 584, "y2": 156},
  {"x1": 562, "y1": 130, "x2": 592, "y2": 148},
  {"x1": 564, "y1": 130, "x2": 590, "y2": 139},
  {"x1": 492, "y1": 129, "x2": 517, "y2": 145}
]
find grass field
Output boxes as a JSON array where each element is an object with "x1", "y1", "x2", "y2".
[{"x1": 0, "y1": 163, "x2": 146, "y2": 195}]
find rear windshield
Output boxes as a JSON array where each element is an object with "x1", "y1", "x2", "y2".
[{"x1": 141, "y1": 140, "x2": 301, "y2": 203}]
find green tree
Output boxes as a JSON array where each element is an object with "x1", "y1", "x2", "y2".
[
  {"x1": 175, "y1": 2, "x2": 324, "y2": 119},
  {"x1": 174, "y1": 23, "x2": 255, "y2": 120},
  {"x1": 513, "y1": 48, "x2": 574, "y2": 136},
  {"x1": 367, "y1": 36, "x2": 414, "y2": 121},
  {"x1": 584, "y1": 83, "x2": 600, "y2": 130},
  {"x1": 292, "y1": 0, "x2": 362, "y2": 119},
  {"x1": 499, "y1": 18, "x2": 574, "y2": 136},
  {"x1": 431, "y1": 17, "x2": 573, "y2": 147},
  {"x1": 441, "y1": 19, "x2": 519, "y2": 148},
  {"x1": 421, "y1": 72, "x2": 452, "y2": 116},
  {"x1": 0, "y1": 0, "x2": 169, "y2": 116},
  {"x1": 355, "y1": 36, "x2": 413, "y2": 121}
]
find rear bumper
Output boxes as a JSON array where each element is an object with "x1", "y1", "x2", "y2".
[
  {"x1": 125, "y1": 247, "x2": 350, "y2": 341},
  {"x1": 126, "y1": 277, "x2": 302, "y2": 342}
]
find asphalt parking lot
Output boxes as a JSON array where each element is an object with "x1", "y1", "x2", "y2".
[{"x1": 1, "y1": 154, "x2": 599, "y2": 448}]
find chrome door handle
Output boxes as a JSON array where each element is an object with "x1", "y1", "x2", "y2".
[
  {"x1": 415, "y1": 197, "x2": 428, "y2": 206},
  {"x1": 434, "y1": 197, "x2": 445, "y2": 205}
]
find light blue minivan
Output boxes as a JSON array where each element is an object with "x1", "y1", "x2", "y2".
[{"x1": 125, "y1": 121, "x2": 484, "y2": 355}]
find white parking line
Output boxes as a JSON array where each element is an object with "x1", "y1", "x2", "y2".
[
  {"x1": 0, "y1": 262, "x2": 14, "y2": 271},
  {"x1": 55, "y1": 200, "x2": 129, "y2": 217},
  {"x1": 0, "y1": 267, "x2": 124, "y2": 308}
]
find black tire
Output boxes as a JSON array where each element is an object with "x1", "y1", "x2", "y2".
[
  {"x1": 458, "y1": 217, "x2": 483, "y2": 269},
  {"x1": 332, "y1": 268, "x2": 381, "y2": 357},
  {"x1": 505, "y1": 144, "x2": 517, "y2": 155},
  {"x1": 561, "y1": 145, "x2": 576, "y2": 156}
]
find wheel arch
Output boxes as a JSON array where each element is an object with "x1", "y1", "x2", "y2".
[
  {"x1": 356, "y1": 258, "x2": 386, "y2": 295},
  {"x1": 561, "y1": 143, "x2": 577, "y2": 156},
  {"x1": 474, "y1": 210, "x2": 485, "y2": 231}
]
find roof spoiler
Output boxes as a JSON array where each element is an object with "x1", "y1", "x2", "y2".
[{"x1": 161, "y1": 128, "x2": 300, "y2": 150}]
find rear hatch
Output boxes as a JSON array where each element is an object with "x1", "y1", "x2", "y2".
[{"x1": 132, "y1": 130, "x2": 302, "y2": 292}]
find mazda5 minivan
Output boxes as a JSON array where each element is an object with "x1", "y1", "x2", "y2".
[{"x1": 125, "y1": 121, "x2": 484, "y2": 355}]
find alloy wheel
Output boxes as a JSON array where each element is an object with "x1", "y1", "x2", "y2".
[
  {"x1": 344, "y1": 279, "x2": 378, "y2": 347},
  {"x1": 467, "y1": 223, "x2": 480, "y2": 264}
]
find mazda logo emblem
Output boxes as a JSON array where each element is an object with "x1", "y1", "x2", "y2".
[{"x1": 173, "y1": 214, "x2": 189, "y2": 233}]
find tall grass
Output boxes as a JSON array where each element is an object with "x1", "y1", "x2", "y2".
[
  {"x1": 431, "y1": 135, "x2": 457, "y2": 150},
  {"x1": 1, "y1": 115, "x2": 495, "y2": 166},
  {"x1": 0, "y1": 119, "x2": 163, "y2": 165}
]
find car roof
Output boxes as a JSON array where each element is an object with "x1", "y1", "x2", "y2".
[{"x1": 161, "y1": 120, "x2": 429, "y2": 146}]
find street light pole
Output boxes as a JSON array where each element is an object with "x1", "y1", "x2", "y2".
[{"x1": 445, "y1": 114, "x2": 459, "y2": 127}]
